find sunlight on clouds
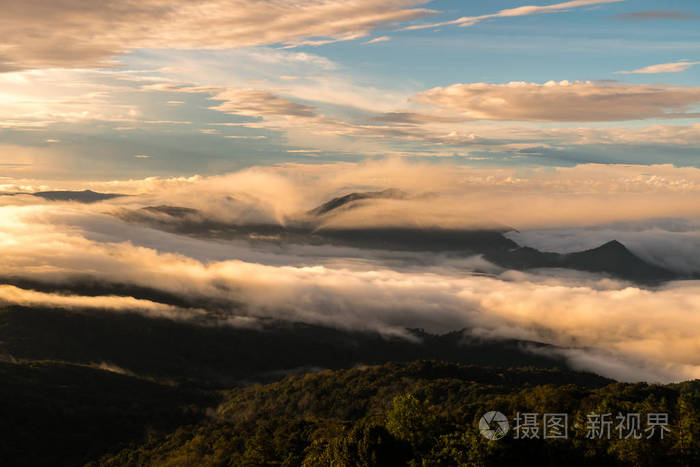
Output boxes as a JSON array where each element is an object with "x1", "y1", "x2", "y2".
[
  {"x1": 0, "y1": 0, "x2": 699, "y2": 395},
  {"x1": 7, "y1": 160, "x2": 700, "y2": 228},
  {"x1": 0, "y1": 0, "x2": 432, "y2": 72},
  {"x1": 415, "y1": 81, "x2": 700, "y2": 122},
  {"x1": 0, "y1": 284, "x2": 200, "y2": 321},
  {"x1": 1, "y1": 195, "x2": 700, "y2": 382},
  {"x1": 403, "y1": 0, "x2": 622, "y2": 31},
  {"x1": 0, "y1": 69, "x2": 141, "y2": 128},
  {"x1": 617, "y1": 60, "x2": 700, "y2": 74}
]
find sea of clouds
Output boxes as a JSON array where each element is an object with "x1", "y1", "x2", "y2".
[{"x1": 2, "y1": 160, "x2": 700, "y2": 382}]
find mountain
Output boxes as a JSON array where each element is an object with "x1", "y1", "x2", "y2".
[
  {"x1": 314, "y1": 226, "x2": 518, "y2": 252},
  {"x1": 307, "y1": 188, "x2": 408, "y2": 216},
  {"x1": 562, "y1": 240, "x2": 676, "y2": 282},
  {"x1": 486, "y1": 239, "x2": 677, "y2": 283},
  {"x1": 141, "y1": 205, "x2": 199, "y2": 217},
  {"x1": 114, "y1": 191, "x2": 680, "y2": 283},
  {"x1": 32, "y1": 189, "x2": 123, "y2": 203},
  {"x1": 97, "y1": 361, "x2": 697, "y2": 467},
  {"x1": 0, "y1": 305, "x2": 566, "y2": 387},
  {"x1": 0, "y1": 360, "x2": 212, "y2": 467}
]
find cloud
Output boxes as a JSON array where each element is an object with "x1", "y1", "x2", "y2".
[
  {"x1": 617, "y1": 60, "x2": 700, "y2": 74},
  {"x1": 1, "y1": 161, "x2": 700, "y2": 381},
  {"x1": 108, "y1": 58, "x2": 700, "y2": 158},
  {"x1": 414, "y1": 80, "x2": 700, "y2": 122},
  {"x1": 0, "y1": 284, "x2": 201, "y2": 322},
  {"x1": 9, "y1": 160, "x2": 700, "y2": 229},
  {"x1": 542, "y1": 123, "x2": 700, "y2": 146},
  {"x1": 0, "y1": 69, "x2": 143, "y2": 128},
  {"x1": 210, "y1": 88, "x2": 318, "y2": 118},
  {"x1": 0, "y1": 0, "x2": 432, "y2": 72},
  {"x1": 404, "y1": 0, "x2": 622, "y2": 31},
  {"x1": 613, "y1": 10, "x2": 700, "y2": 22},
  {"x1": 244, "y1": 49, "x2": 337, "y2": 70},
  {"x1": 365, "y1": 36, "x2": 391, "y2": 44},
  {"x1": 142, "y1": 76, "x2": 700, "y2": 159},
  {"x1": 2, "y1": 201, "x2": 700, "y2": 382}
]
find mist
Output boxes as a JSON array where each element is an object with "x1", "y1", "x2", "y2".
[{"x1": 2, "y1": 160, "x2": 700, "y2": 382}]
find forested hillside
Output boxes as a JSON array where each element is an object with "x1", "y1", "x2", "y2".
[{"x1": 93, "y1": 361, "x2": 700, "y2": 467}]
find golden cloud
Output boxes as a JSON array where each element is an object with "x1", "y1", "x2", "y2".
[
  {"x1": 415, "y1": 80, "x2": 700, "y2": 122},
  {"x1": 2, "y1": 161, "x2": 700, "y2": 381},
  {"x1": 0, "y1": 0, "x2": 431, "y2": 72}
]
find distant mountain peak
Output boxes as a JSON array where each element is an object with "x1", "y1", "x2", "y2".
[
  {"x1": 583, "y1": 239, "x2": 631, "y2": 255},
  {"x1": 564, "y1": 239, "x2": 675, "y2": 282},
  {"x1": 32, "y1": 190, "x2": 124, "y2": 203},
  {"x1": 597, "y1": 239, "x2": 625, "y2": 249},
  {"x1": 308, "y1": 188, "x2": 408, "y2": 216},
  {"x1": 142, "y1": 205, "x2": 199, "y2": 217}
]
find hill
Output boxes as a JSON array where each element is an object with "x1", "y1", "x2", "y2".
[{"x1": 95, "y1": 360, "x2": 700, "y2": 467}]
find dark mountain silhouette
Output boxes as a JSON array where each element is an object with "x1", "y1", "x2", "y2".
[
  {"x1": 1, "y1": 189, "x2": 123, "y2": 203},
  {"x1": 563, "y1": 240, "x2": 676, "y2": 281},
  {"x1": 0, "y1": 306, "x2": 566, "y2": 387},
  {"x1": 32, "y1": 189, "x2": 123, "y2": 203},
  {"x1": 486, "y1": 239, "x2": 677, "y2": 283},
  {"x1": 115, "y1": 191, "x2": 680, "y2": 283},
  {"x1": 142, "y1": 205, "x2": 199, "y2": 217},
  {"x1": 315, "y1": 226, "x2": 518, "y2": 252},
  {"x1": 307, "y1": 188, "x2": 408, "y2": 216}
]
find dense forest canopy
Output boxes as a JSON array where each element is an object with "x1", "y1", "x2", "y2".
[{"x1": 3, "y1": 358, "x2": 699, "y2": 466}]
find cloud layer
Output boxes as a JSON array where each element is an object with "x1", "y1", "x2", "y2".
[
  {"x1": 415, "y1": 81, "x2": 700, "y2": 122},
  {"x1": 2, "y1": 161, "x2": 700, "y2": 383},
  {"x1": 2, "y1": 201, "x2": 700, "y2": 383}
]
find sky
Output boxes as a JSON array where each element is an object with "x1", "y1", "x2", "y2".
[
  {"x1": 2, "y1": 1, "x2": 700, "y2": 383},
  {"x1": 1, "y1": 0, "x2": 699, "y2": 179}
]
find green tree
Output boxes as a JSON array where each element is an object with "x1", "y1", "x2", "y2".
[{"x1": 386, "y1": 394, "x2": 438, "y2": 455}]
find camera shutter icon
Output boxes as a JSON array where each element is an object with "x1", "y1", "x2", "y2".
[{"x1": 479, "y1": 411, "x2": 509, "y2": 440}]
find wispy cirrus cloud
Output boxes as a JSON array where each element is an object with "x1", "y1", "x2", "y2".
[
  {"x1": 0, "y1": 0, "x2": 432, "y2": 72},
  {"x1": 616, "y1": 60, "x2": 700, "y2": 74},
  {"x1": 403, "y1": 0, "x2": 622, "y2": 31},
  {"x1": 364, "y1": 36, "x2": 391, "y2": 44},
  {"x1": 613, "y1": 10, "x2": 700, "y2": 22}
]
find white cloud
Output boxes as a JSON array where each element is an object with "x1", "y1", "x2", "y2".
[
  {"x1": 616, "y1": 60, "x2": 700, "y2": 74},
  {"x1": 365, "y1": 36, "x2": 391, "y2": 44},
  {"x1": 404, "y1": 0, "x2": 622, "y2": 31}
]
